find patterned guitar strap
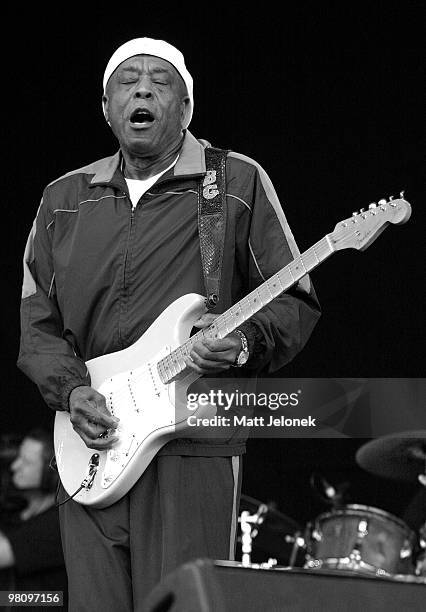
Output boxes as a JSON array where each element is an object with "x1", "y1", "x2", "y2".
[{"x1": 197, "y1": 146, "x2": 229, "y2": 312}]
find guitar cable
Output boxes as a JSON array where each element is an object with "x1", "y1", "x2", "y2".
[
  {"x1": 51, "y1": 454, "x2": 100, "y2": 507},
  {"x1": 55, "y1": 484, "x2": 86, "y2": 507}
]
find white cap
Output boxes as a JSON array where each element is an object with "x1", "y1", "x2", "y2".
[{"x1": 102, "y1": 37, "x2": 194, "y2": 129}]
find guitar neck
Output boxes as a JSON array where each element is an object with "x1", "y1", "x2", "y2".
[{"x1": 157, "y1": 235, "x2": 334, "y2": 383}]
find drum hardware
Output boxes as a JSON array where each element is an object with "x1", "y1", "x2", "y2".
[
  {"x1": 310, "y1": 470, "x2": 350, "y2": 508},
  {"x1": 237, "y1": 494, "x2": 301, "y2": 567},
  {"x1": 355, "y1": 431, "x2": 426, "y2": 580},
  {"x1": 284, "y1": 532, "x2": 307, "y2": 567},
  {"x1": 239, "y1": 503, "x2": 270, "y2": 567},
  {"x1": 343, "y1": 519, "x2": 375, "y2": 572},
  {"x1": 415, "y1": 521, "x2": 426, "y2": 577},
  {"x1": 355, "y1": 431, "x2": 426, "y2": 482},
  {"x1": 303, "y1": 504, "x2": 416, "y2": 577},
  {"x1": 239, "y1": 494, "x2": 300, "y2": 533}
]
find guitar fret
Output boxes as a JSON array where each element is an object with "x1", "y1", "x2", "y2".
[
  {"x1": 163, "y1": 356, "x2": 170, "y2": 377},
  {"x1": 156, "y1": 235, "x2": 337, "y2": 385},
  {"x1": 278, "y1": 268, "x2": 292, "y2": 290},
  {"x1": 210, "y1": 322, "x2": 223, "y2": 340},
  {"x1": 293, "y1": 259, "x2": 304, "y2": 280},
  {"x1": 164, "y1": 362, "x2": 173, "y2": 381},
  {"x1": 303, "y1": 249, "x2": 317, "y2": 270},
  {"x1": 171, "y1": 354, "x2": 179, "y2": 376},
  {"x1": 312, "y1": 244, "x2": 321, "y2": 263},
  {"x1": 277, "y1": 273, "x2": 286, "y2": 293},
  {"x1": 175, "y1": 347, "x2": 185, "y2": 370},
  {"x1": 314, "y1": 238, "x2": 331, "y2": 261},
  {"x1": 299, "y1": 255, "x2": 308, "y2": 275},
  {"x1": 252, "y1": 287, "x2": 263, "y2": 308},
  {"x1": 205, "y1": 326, "x2": 214, "y2": 340},
  {"x1": 260, "y1": 284, "x2": 271, "y2": 303},
  {"x1": 233, "y1": 307, "x2": 242, "y2": 324},
  {"x1": 266, "y1": 277, "x2": 276, "y2": 298},
  {"x1": 241, "y1": 297, "x2": 255, "y2": 318},
  {"x1": 164, "y1": 356, "x2": 173, "y2": 378}
]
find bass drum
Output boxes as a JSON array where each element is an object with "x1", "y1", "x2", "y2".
[{"x1": 304, "y1": 504, "x2": 416, "y2": 576}]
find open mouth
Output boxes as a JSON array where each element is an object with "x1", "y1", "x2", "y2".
[{"x1": 129, "y1": 108, "x2": 155, "y2": 125}]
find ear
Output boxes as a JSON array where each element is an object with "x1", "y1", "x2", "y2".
[
  {"x1": 102, "y1": 94, "x2": 110, "y2": 124},
  {"x1": 180, "y1": 96, "x2": 190, "y2": 125}
]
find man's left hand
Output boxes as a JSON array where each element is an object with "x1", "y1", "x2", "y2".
[{"x1": 184, "y1": 313, "x2": 242, "y2": 374}]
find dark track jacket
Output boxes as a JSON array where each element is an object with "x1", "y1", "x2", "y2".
[{"x1": 18, "y1": 131, "x2": 320, "y2": 454}]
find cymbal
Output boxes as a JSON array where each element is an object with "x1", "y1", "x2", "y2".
[
  {"x1": 239, "y1": 493, "x2": 300, "y2": 533},
  {"x1": 356, "y1": 431, "x2": 426, "y2": 481}
]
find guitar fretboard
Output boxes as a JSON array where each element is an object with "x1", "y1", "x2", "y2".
[{"x1": 157, "y1": 235, "x2": 334, "y2": 383}]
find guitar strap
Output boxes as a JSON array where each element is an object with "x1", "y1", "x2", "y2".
[{"x1": 197, "y1": 146, "x2": 229, "y2": 311}]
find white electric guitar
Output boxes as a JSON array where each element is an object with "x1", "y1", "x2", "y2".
[{"x1": 54, "y1": 196, "x2": 411, "y2": 508}]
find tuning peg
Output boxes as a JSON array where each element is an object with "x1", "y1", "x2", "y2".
[
  {"x1": 378, "y1": 199, "x2": 387, "y2": 205},
  {"x1": 368, "y1": 203, "x2": 377, "y2": 209}
]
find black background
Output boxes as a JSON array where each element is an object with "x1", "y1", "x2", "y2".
[{"x1": 2, "y1": 5, "x2": 424, "y2": 540}]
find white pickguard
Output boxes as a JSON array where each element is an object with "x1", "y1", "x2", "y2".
[{"x1": 54, "y1": 293, "x2": 215, "y2": 508}]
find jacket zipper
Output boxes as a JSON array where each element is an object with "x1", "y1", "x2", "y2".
[
  {"x1": 118, "y1": 200, "x2": 134, "y2": 347},
  {"x1": 123, "y1": 205, "x2": 134, "y2": 290}
]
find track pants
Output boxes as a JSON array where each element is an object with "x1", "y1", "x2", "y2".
[{"x1": 58, "y1": 455, "x2": 242, "y2": 612}]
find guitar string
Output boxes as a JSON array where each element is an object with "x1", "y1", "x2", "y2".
[
  {"x1": 99, "y1": 236, "x2": 332, "y2": 407},
  {"x1": 94, "y1": 213, "x2": 387, "y2": 427},
  {"x1": 157, "y1": 206, "x2": 392, "y2": 381},
  {"x1": 85, "y1": 209, "x2": 393, "y2": 446},
  {"x1": 100, "y1": 210, "x2": 389, "y2": 393},
  {"x1": 101, "y1": 235, "x2": 334, "y2": 402},
  {"x1": 157, "y1": 236, "x2": 333, "y2": 381}
]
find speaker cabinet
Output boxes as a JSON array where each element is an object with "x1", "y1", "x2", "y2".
[{"x1": 142, "y1": 559, "x2": 425, "y2": 612}]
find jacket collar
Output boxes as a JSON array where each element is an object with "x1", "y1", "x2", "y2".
[{"x1": 90, "y1": 130, "x2": 206, "y2": 186}]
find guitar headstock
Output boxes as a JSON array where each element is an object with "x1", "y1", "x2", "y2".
[{"x1": 328, "y1": 193, "x2": 411, "y2": 252}]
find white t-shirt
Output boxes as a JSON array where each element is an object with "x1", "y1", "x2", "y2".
[{"x1": 124, "y1": 157, "x2": 178, "y2": 208}]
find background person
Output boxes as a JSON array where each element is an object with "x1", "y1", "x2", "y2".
[{"x1": 0, "y1": 429, "x2": 67, "y2": 606}]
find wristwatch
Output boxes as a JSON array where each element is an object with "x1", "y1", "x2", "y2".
[{"x1": 232, "y1": 330, "x2": 249, "y2": 367}]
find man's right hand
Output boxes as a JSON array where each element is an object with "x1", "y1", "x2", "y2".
[{"x1": 68, "y1": 386, "x2": 120, "y2": 450}]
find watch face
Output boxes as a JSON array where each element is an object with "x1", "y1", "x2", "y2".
[{"x1": 237, "y1": 351, "x2": 249, "y2": 365}]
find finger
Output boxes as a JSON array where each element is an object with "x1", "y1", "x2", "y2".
[
  {"x1": 71, "y1": 402, "x2": 119, "y2": 429},
  {"x1": 70, "y1": 387, "x2": 119, "y2": 427},
  {"x1": 192, "y1": 313, "x2": 220, "y2": 329},
  {"x1": 191, "y1": 340, "x2": 237, "y2": 361},
  {"x1": 73, "y1": 420, "x2": 119, "y2": 444},
  {"x1": 184, "y1": 357, "x2": 204, "y2": 374},
  {"x1": 191, "y1": 347, "x2": 235, "y2": 364},
  {"x1": 202, "y1": 338, "x2": 240, "y2": 352},
  {"x1": 71, "y1": 415, "x2": 114, "y2": 440},
  {"x1": 73, "y1": 425, "x2": 119, "y2": 451},
  {"x1": 185, "y1": 357, "x2": 221, "y2": 374},
  {"x1": 185, "y1": 355, "x2": 231, "y2": 373},
  {"x1": 88, "y1": 392, "x2": 120, "y2": 425},
  {"x1": 93, "y1": 406, "x2": 120, "y2": 428}
]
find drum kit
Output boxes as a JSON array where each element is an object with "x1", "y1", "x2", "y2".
[{"x1": 237, "y1": 432, "x2": 426, "y2": 584}]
